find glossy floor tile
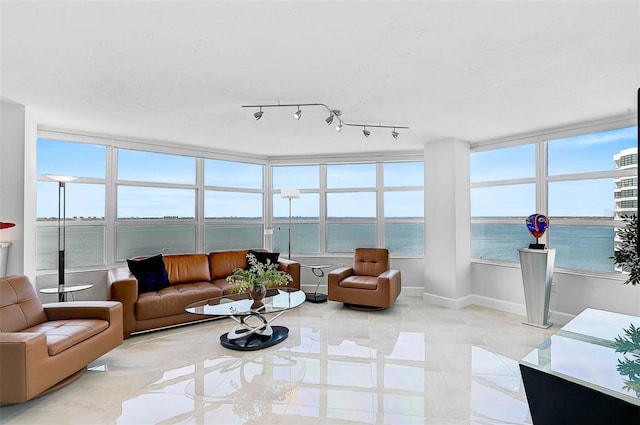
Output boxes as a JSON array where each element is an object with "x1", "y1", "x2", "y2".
[{"x1": 0, "y1": 297, "x2": 557, "y2": 424}]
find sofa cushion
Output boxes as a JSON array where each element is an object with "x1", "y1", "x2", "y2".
[
  {"x1": 136, "y1": 282, "x2": 223, "y2": 320},
  {"x1": 163, "y1": 254, "x2": 211, "y2": 284},
  {"x1": 127, "y1": 254, "x2": 171, "y2": 294},
  {"x1": 248, "y1": 250, "x2": 280, "y2": 266},
  {"x1": 23, "y1": 319, "x2": 109, "y2": 356},
  {"x1": 209, "y1": 250, "x2": 249, "y2": 280}
]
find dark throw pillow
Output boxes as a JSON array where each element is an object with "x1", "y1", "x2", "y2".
[
  {"x1": 127, "y1": 254, "x2": 171, "y2": 294},
  {"x1": 248, "y1": 250, "x2": 280, "y2": 266}
]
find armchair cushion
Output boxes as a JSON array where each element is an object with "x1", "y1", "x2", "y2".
[{"x1": 22, "y1": 319, "x2": 108, "y2": 356}]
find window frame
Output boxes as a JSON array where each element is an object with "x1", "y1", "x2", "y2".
[{"x1": 470, "y1": 117, "x2": 638, "y2": 275}]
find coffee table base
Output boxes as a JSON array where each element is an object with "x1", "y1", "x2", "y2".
[{"x1": 220, "y1": 325, "x2": 289, "y2": 351}]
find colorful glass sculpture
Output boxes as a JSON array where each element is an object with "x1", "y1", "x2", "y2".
[{"x1": 526, "y1": 214, "x2": 549, "y2": 238}]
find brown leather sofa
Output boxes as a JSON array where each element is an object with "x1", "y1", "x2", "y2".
[
  {"x1": 328, "y1": 248, "x2": 401, "y2": 310},
  {"x1": 108, "y1": 249, "x2": 300, "y2": 339},
  {"x1": 0, "y1": 275, "x2": 123, "y2": 405}
]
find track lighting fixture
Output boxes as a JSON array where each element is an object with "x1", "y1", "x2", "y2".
[{"x1": 241, "y1": 102, "x2": 409, "y2": 140}]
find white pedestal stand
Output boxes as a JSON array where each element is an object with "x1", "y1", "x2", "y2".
[
  {"x1": 518, "y1": 248, "x2": 555, "y2": 329},
  {"x1": 0, "y1": 242, "x2": 11, "y2": 277}
]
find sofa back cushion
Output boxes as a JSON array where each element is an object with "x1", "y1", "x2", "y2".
[
  {"x1": 164, "y1": 254, "x2": 211, "y2": 284},
  {"x1": 0, "y1": 275, "x2": 47, "y2": 332},
  {"x1": 353, "y1": 248, "x2": 390, "y2": 277},
  {"x1": 209, "y1": 250, "x2": 249, "y2": 280}
]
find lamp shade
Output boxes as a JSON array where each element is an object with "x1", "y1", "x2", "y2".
[
  {"x1": 280, "y1": 189, "x2": 300, "y2": 199},
  {"x1": 46, "y1": 174, "x2": 78, "y2": 183}
]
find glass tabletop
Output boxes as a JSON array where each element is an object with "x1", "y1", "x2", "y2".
[
  {"x1": 185, "y1": 287, "x2": 305, "y2": 317},
  {"x1": 39, "y1": 284, "x2": 94, "y2": 294},
  {"x1": 520, "y1": 308, "x2": 640, "y2": 405}
]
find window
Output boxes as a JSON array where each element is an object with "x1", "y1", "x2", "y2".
[
  {"x1": 36, "y1": 132, "x2": 425, "y2": 269},
  {"x1": 36, "y1": 138, "x2": 107, "y2": 270},
  {"x1": 205, "y1": 159, "x2": 262, "y2": 189},
  {"x1": 204, "y1": 159, "x2": 264, "y2": 251},
  {"x1": 118, "y1": 149, "x2": 195, "y2": 184},
  {"x1": 383, "y1": 162, "x2": 424, "y2": 254},
  {"x1": 272, "y1": 166, "x2": 320, "y2": 254},
  {"x1": 470, "y1": 144, "x2": 536, "y2": 263},
  {"x1": 471, "y1": 125, "x2": 638, "y2": 274},
  {"x1": 272, "y1": 162, "x2": 424, "y2": 255},
  {"x1": 326, "y1": 164, "x2": 377, "y2": 252}
]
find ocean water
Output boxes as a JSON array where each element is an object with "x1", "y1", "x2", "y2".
[
  {"x1": 472, "y1": 224, "x2": 615, "y2": 272},
  {"x1": 36, "y1": 223, "x2": 615, "y2": 272}
]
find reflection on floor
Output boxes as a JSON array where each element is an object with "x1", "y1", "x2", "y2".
[{"x1": 0, "y1": 297, "x2": 557, "y2": 424}]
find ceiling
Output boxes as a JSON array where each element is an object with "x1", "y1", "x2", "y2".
[{"x1": 1, "y1": 1, "x2": 638, "y2": 158}]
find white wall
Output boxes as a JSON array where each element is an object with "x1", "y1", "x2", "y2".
[{"x1": 471, "y1": 262, "x2": 640, "y2": 323}]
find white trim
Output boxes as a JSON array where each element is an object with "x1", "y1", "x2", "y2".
[{"x1": 423, "y1": 292, "x2": 576, "y2": 325}]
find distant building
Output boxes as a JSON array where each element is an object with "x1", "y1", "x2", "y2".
[{"x1": 614, "y1": 147, "x2": 638, "y2": 220}]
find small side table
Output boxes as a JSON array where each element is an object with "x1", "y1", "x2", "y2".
[
  {"x1": 301, "y1": 264, "x2": 332, "y2": 303},
  {"x1": 39, "y1": 284, "x2": 94, "y2": 301}
]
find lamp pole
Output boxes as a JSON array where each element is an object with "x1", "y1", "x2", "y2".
[
  {"x1": 47, "y1": 175, "x2": 77, "y2": 302},
  {"x1": 280, "y1": 189, "x2": 300, "y2": 260},
  {"x1": 57, "y1": 180, "x2": 65, "y2": 301}
]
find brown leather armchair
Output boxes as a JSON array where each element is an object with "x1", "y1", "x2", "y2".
[
  {"x1": 0, "y1": 275, "x2": 123, "y2": 405},
  {"x1": 328, "y1": 248, "x2": 401, "y2": 310}
]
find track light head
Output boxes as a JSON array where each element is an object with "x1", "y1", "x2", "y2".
[
  {"x1": 294, "y1": 107, "x2": 302, "y2": 120},
  {"x1": 336, "y1": 121, "x2": 342, "y2": 132},
  {"x1": 325, "y1": 114, "x2": 334, "y2": 125},
  {"x1": 391, "y1": 129, "x2": 399, "y2": 139},
  {"x1": 363, "y1": 127, "x2": 370, "y2": 138},
  {"x1": 332, "y1": 110, "x2": 342, "y2": 117},
  {"x1": 254, "y1": 107, "x2": 263, "y2": 120}
]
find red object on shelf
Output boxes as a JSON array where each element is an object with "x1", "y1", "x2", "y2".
[{"x1": 0, "y1": 222, "x2": 16, "y2": 229}]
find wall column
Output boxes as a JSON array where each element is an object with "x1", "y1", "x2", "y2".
[
  {"x1": 423, "y1": 138, "x2": 471, "y2": 308},
  {"x1": 1, "y1": 100, "x2": 37, "y2": 281}
]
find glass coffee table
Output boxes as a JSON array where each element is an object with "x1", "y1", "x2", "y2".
[{"x1": 186, "y1": 287, "x2": 305, "y2": 351}]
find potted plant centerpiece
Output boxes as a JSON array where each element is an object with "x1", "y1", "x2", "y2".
[{"x1": 226, "y1": 253, "x2": 292, "y2": 302}]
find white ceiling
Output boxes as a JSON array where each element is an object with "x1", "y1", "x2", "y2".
[{"x1": 1, "y1": 1, "x2": 638, "y2": 158}]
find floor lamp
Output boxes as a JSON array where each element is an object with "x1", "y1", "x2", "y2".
[
  {"x1": 280, "y1": 189, "x2": 300, "y2": 260},
  {"x1": 46, "y1": 175, "x2": 77, "y2": 301}
]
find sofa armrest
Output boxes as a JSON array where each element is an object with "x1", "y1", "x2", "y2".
[
  {"x1": 278, "y1": 258, "x2": 301, "y2": 289},
  {"x1": 44, "y1": 301, "x2": 122, "y2": 322},
  {"x1": 0, "y1": 332, "x2": 49, "y2": 404},
  {"x1": 108, "y1": 266, "x2": 138, "y2": 338},
  {"x1": 328, "y1": 267, "x2": 354, "y2": 286}
]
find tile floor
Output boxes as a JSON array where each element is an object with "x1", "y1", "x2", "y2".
[{"x1": 0, "y1": 296, "x2": 558, "y2": 424}]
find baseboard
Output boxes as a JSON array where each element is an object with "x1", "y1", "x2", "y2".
[
  {"x1": 422, "y1": 292, "x2": 576, "y2": 325},
  {"x1": 422, "y1": 292, "x2": 475, "y2": 309}
]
